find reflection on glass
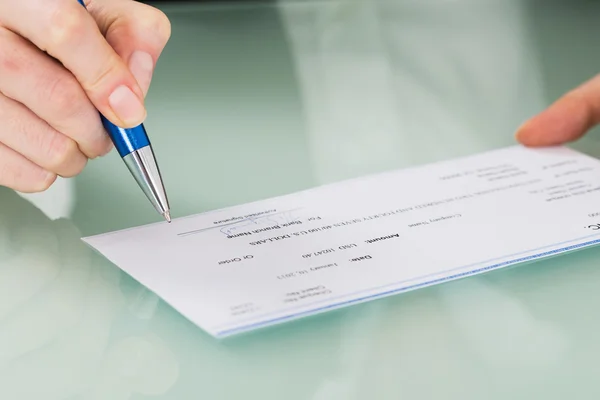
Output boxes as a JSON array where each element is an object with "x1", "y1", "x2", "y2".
[{"x1": 0, "y1": 187, "x2": 178, "y2": 399}]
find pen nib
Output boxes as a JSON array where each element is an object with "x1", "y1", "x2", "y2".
[{"x1": 163, "y1": 210, "x2": 172, "y2": 223}]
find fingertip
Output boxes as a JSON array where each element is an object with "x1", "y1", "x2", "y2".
[
  {"x1": 99, "y1": 140, "x2": 114, "y2": 157},
  {"x1": 515, "y1": 96, "x2": 592, "y2": 147},
  {"x1": 514, "y1": 117, "x2": 549, "y2": 147},
  {"x1": 30, "y1": 170, "x2": 58, "y2": 193},
  {"x1": 87, "y1": 125, "x2": 114, "y2": 159},
  {"x1": 514, "y1": 120, "x2": 533, "y2": 146}
]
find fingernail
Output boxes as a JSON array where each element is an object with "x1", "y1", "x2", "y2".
[
  {"x1": 129, "y1": 51, "x2": 154, "y2": 97},
  {"x1": 108, "y1": 85, "x2": 146, "y2": 126}
]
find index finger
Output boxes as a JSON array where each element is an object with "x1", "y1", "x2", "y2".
[
  {"x1": 0, "y1": 0, "x2": 147, "y2": 128},
  {"x1": 516, "y1": 74, "x2": 600, "y2": 146}
]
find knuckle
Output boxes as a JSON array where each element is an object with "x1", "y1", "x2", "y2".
[
  {"x1": 153, "y1": 9, "x2": 172, "y2": 44},
  {"x1": 85, "y1": 60, "x2": 119, "y2": 93},
  {"x1": 0, "y1": 29, "x2": 21, "y2": 74},
  {"x1": 138, "y1": 6, "x2": 171, "y2": 45},
  {"x1": 0, "y1": 158, "x2": 55, "y2": 193},
  {"x1": 45, "y1": 74, "x2": 84, "y2": 112},
  {"x1": 45, "y1": 7, "x2": 87, "y2": 51}
]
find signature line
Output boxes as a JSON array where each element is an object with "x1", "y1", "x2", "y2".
[{"x1": 176, "y1": 208, "x2": 303, "y2": 237}]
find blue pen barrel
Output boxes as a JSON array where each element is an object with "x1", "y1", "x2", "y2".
[
  {"x1": 74, "y1": 0, "x2": 169, "y2": 219},
  {"x1": 101, "y1": 117, "x2": 151, "y2": 157}
]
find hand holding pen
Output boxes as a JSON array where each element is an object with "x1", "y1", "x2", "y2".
[{"x1": 0, "y1": 0, "x2": 171, "y2": 219}]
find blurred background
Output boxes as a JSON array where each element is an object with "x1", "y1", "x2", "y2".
[{"x1": 4, "y1": 1, "x2": 600, "y2": 399}]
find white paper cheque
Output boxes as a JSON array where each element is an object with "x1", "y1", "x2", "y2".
[{"x1": 84, "y1": 146, "x2": 600, "y2": 338}]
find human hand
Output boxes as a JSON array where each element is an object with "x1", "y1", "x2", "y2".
[
  {"x1": 516, "y1": 74, "x2": 600, "y2": 146},
  {"x1": 0, "y1": 0, "x2": 170, "y2": 192}
]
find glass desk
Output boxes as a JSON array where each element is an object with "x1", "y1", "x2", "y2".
[{"x1": 2, "y1": 0, "x2": 600, "y2": 398}]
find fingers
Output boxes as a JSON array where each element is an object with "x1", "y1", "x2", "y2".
[
  {"x1": 0, "y1": 0, "x2": 171, "y2": 194},
  {"x1": 516, "y1": 74, "x2": 600, "y2": 146},
  {"x1": 0, "y1": 92, "x2": 87, "y2": 179},
  {"x1": 0, "y1": 143, "x2": 56, "y2": 193},
  {"x1": 0, "y1": 0, "x2": 146, "y2": 128},
  {"x1": 0, "y1": 27, "x2": 111, "y2": 159},
  {"x1": 89, "y1": 0, "x2": 171, "y2": 96}
]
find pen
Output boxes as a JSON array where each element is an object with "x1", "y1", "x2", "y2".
[{"x1": 77, "y1": 0, "x2": 171, "y2": 223}]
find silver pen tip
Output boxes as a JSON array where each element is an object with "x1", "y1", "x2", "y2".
[{"x1": 163, "y1": 210, "x2": 171, "y2": 223}]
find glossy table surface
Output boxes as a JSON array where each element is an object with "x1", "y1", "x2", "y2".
[{"x1": 3, "y1": 0, "x2": 600, "y2": 398}]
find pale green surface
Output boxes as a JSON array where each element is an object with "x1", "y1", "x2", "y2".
[{"x1": 3, "y1": 0, "x2": 600, "y2": 398}]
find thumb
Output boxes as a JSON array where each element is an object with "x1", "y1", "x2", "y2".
[{"x1": 89, "y1": 0, "x2": 171, "y2": 96}]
